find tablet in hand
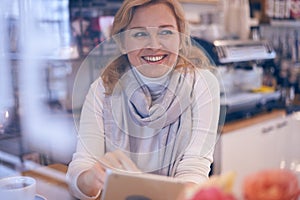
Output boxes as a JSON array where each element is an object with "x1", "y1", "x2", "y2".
[{"x1": 101, "y1": 169, "x2": 185, "y2": 200}]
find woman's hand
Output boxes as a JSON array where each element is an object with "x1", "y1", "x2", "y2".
[
  {"x1": 100, "y1": 150, "x2": 140, "y2": 172},
  {"x1": 77, "y1": 150, "x2": 140, "y2": 198},
  {"x1": 77, "y1": 162, "x2": 106, "y2": 197}
]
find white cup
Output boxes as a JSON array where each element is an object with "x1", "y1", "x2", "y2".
[{"x1": 0, "y1": 176, "x2": 36, "y2": 200}]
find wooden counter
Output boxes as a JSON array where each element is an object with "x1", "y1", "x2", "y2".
[
  {"x1": 22, "y1": 164, "x2": 76, "y2": 200},
  {"x1": 221, "y1": 109, "x2": 286, "y2": 134}
]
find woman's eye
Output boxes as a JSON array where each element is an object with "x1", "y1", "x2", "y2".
[
  {"x1": 132, "y1": 31, "x2": 149, "y2": 38},
  {"x1": 159, "y1": 29, "x2": 174, "y2": 35}
]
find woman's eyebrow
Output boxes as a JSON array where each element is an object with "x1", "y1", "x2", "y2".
[
  {"x1": 127, "y1": 26, "x2": 147, "y2": 30},
  {"x1": 128, "y1": 25, "x2": 176, "y2": 30},
  {"x1": 159, "y1": 25, "x2": 176, "y2": 29}
]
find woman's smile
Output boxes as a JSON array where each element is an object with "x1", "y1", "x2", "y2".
[{"x1": 142, "y1": 54, "x2": 168, "y2": 64}]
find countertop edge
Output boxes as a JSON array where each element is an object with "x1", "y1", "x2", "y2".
[{"x1": 221, "y1": 109, "x2": 286, "y2": 134}]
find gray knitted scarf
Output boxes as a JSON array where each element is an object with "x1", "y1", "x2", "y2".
[{"x1": 103, "y1": 67, "x2": 195, "y2": 176}]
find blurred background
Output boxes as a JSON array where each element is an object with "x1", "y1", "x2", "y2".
[{"x1": 0, "y1": 1, "x2": 299, "y2": 197}]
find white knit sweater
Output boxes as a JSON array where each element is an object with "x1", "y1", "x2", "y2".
[{"x1": 66, "y1": 68, "x2": 220, "y2": 200}]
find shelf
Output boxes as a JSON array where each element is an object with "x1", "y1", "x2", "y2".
[
  {"x1": 69, "y1": 0, "x2": 122, "y2": 9},
  {"x1": 269, "y1": 19, "x2": 300, "y2": 28}
]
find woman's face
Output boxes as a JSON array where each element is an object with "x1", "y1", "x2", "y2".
[{"x1": 123, "y1": 3, "x2": 181, "y2": 78}]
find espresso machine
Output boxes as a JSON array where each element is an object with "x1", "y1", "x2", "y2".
[{"x1": 193, "y1": 38, "x2": 280, "y2": 121}]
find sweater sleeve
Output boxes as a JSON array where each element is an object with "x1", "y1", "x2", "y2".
[
  {"x1": 66, "y1": 79, "x2": 106, "y2": 200},
  {"x1": 174, "y1": 69, "x2": 220, "y2": 184}
]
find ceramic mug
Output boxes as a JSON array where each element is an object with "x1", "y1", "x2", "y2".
[{"x1": 0, "y1": 176, "x2": 36, "y2": 200}]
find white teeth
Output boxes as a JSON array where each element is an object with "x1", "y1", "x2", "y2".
[{"x1": 143, "y1": 55, "x2": 164, "y2": 62}]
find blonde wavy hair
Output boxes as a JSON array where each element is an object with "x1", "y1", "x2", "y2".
[{"x1": 101, "y1": 0, "x2": 211, "y2": 95}]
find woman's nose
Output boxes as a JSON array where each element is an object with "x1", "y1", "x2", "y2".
[{"x1": 146, "y1": 34, "x2": 162, "y2": 49}]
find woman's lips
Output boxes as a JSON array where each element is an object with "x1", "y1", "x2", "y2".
[{"x1": 142, "y1": 55, "x2": 167, "y2": 64}]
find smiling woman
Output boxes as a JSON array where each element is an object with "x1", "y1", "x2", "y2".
[
  {"x1": 66, "y1": 1, "x2": 221, "y2": 200},
  {"x1": 122, "y1": 3, "x2": 180, "y2": 78}
]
